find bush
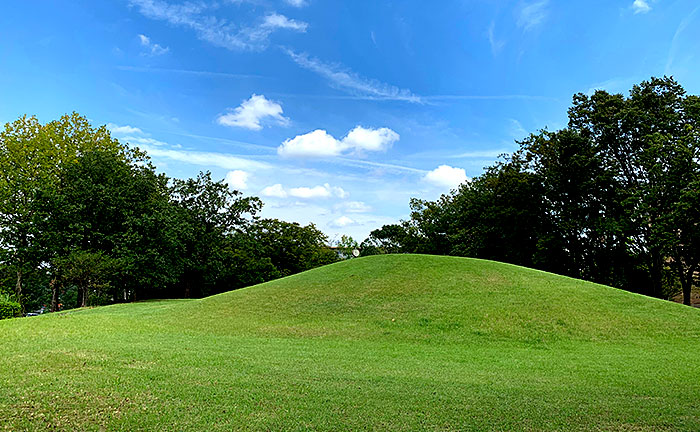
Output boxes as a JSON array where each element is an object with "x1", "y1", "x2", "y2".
[{"x1": 0, "y1": 293, "x2": 22, "y2": 320}]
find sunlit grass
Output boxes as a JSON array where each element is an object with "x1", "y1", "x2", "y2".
[{"x1": 2, "y1": 254, "x2": 700, "y2": 430}]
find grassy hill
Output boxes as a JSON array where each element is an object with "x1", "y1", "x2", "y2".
[{"x1": 1, "y1": 254, "x2": 700, "y2": 431}]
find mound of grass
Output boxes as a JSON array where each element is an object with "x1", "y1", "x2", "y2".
[{"x1": 1, "y1": 254, "x2": 699, "y2": 430}]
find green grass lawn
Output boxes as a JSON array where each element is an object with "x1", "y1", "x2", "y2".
[{"x1": 2, "y1": 254, "x2": 700, "y2": 431}]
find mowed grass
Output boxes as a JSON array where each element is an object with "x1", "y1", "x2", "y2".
[{"x1": 2, "y1": 254, "x2": 700, "y2": 431}]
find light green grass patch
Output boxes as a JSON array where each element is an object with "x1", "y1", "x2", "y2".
[{"x1": 1, "y1": 255, "x2": 700, "y2": 430}]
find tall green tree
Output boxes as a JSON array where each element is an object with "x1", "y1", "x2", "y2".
[
  {"x1": 35, "y1": 149, "x2": 179, "y2": 303},
  {"x1": 170, "y1": 172, "x2": 262, "y2": 297},
  {"x1": 0, "y1": 113, "x2": 123, "y2": 309},
  {"x1": 567, "y1": 77, "x2": 700, "y2": 302}
]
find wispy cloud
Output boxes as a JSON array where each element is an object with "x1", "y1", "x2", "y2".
[
  {"x1": 517, "y1": 1, "x2": 549, "y2": 32},
  {"x1": 329, "y1": 216, "x2": 358, "y2": 228},
  {"x1": 333, "y1": 158, "x2": 426, "y2": 174},
  {"x1": 262, "y1": 13, "x2": 307, "y2": 31},
  {"x1": 585, "y1": 76, "x2": 638, "y2": 95},
  {"x1": 424, "y1": 94, "x2": 554, "y2": 101},
  {"x1": 487, "y1": 21, "x2": 505, "y2": 55},
  {"x1": 129, "y1": 0, "x2": 307, "y2": 51},
  {"x1": 284, "y1": 0, "x2": 307, "y2": 7},
  {"x1": 451, "y1": 149, "x2": 509, "y2": 159},
  {"x1": 665, "y1": 5, "x2": 700, "y2": 75},
  {"x1": 109, "y1": 120, "x2": 270, "y2": 170},
  {"x1": 107, "y1": 123, "x2": 143, "y2": 135},
  {"x1": 138, "y1": 34, "x2": 169, "y2": 55},
  {"x1": 283, "y1": 48, "x2": 422, "y2": 103},
  {"x1": 116, "y1": 65, "x2": 261, "y2": 80},
  {"x1": 138, "y1": 144, "x2": 271, "y2": 171},
  {"x1": 632, "y1": 0, "x2": 651, "y2": 14},
  {"x1": 509, "y1": 119, "x2": 527, "y2": 138}
]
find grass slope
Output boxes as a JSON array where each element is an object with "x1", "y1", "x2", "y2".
[{"x1": 1, "y1": 254, "x2": 700, "y2": 431}]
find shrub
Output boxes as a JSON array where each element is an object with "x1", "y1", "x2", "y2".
[{"x1": 0, "y1": 293, "x2": 22, "y2": 320}]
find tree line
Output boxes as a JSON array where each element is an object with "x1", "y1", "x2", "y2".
[
  {"x1": 0, "y1": 113, "x2": 338, "y2": 315},
  {"x1": 362, "y1": 77, "x2": 700, "y2": 305},
  {"x1": 2, "y1": 77, "x2": 697, "y2": 316}
]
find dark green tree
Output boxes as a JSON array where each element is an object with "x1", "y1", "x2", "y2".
[{"x1": 170, "y1": 172, "x2": 262, "y2": 297}]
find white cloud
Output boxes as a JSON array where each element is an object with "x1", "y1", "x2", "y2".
[
  {"x1": 289, "y1": 183, "x2": 347, "y2": 199},
  {"x1": 107, "y1": 123, "x2": 143, "y2": 135},
  {"x1": 632, "y1": 0, "x2": 651, "y2": 14},
  {"x1": 289, "y1": 185, "x2": 332, "y2": 199},
  {"x1": 262, "y1": 183, "x2": 347, "y2": 199},
  {"x1": 262, "y1": 13, "x2": 307, "y2": 31},
  {"x1": 224, "y1": 170, "x2": 249, "y2": 190},
  {"x1": 329, "y1": 185, "x2": 349, "y2": 199},
  {"x1": 424, "y1": 165, "x2": 468, "y2": 189},
  {"x1": 261, "y1": 184, "x2": 288, "y2": 198},
  {"x1": 278, "y1": 129, "x2": 344, "y2": 158},
  {"x1": 343, "y1": 126, "x2": 399, "y2": 153},
  {"x1": 335, "y1": 201, "x2": 372, "y2": 213},
  {"x1": 284, "y1": 49, "x2": 421, "y2": 102},
  {"x1": 278, "y1": 126, "x2": 399, "y2": 158},
  {"x1": 285, "y1": 0, "x2": 307, "y2": 7},
  {"x1": 129, "y1": 0, "x2": 307, "y2": 51},
  {"x1": 517, "y1": 1, "x2": 549, "y2": 31},
  {"x1": 216, "y1": 94, "x2": 289, "y2": 130},
  {"x1": 138, "y1": 33, "x2": 169, "y2": 55},
  {"x1": 329, "y1": 216, "x2": 357, "y2": 228}
]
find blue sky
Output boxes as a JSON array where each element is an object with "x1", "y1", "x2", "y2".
[{"x1": 1, "y1": 0, "x2": 699, "y2": 241}]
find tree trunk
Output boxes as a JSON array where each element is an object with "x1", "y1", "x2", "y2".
[
  {"x1": 682, "y1": 276, "x2": 692, "y2": 306},
  {"x1": 50, "y1": 278, "x2": 59, "y2": 312},
  {"x1": 77, "y1": 286, "x2": 86, "y2": 308},
  {"x1": 649, "y1": 251, "x2": 664, "y2": 299},
  {"x1": 15, "y1": 267, "x2": 24, "y2": 313}
]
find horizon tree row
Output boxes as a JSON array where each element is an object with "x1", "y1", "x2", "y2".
[
  {"x1": 362, "y1": 77, "x2": 700, "y2": 305},
  {"x1": 0, "y1": 113, "x2": 338, "y2": 314}
]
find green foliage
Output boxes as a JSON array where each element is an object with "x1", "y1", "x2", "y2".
[
  {"x1": 169, "y1": 171, "x2": 263, "y2": 297},
  {"x1": 1, "y1": 113, "x2": 338, "y2": 309},
  {"x1": 0, "y1": 293, "x2": 21, "y2": 319},
  {"x1": 372, "y1": 77, "x2": 700, "y2": 304},
  {"x1": 0, "y1": 113, "x2": 130, "y2": 309},
  {"x1": 53, "y1": 250, "x2": 117, "y2": 308},
  {"x1": 334, "y1": 235, "x2": 359, "y2": 259},
  {"x1": 242, "y1": 218, "x2": 338, "y2": 277}
]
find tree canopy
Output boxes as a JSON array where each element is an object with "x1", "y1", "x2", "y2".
[
  {"x1": 365, "y1": 77, "x2": 700, "y2": 305},
  {"x1": 0, "y1": 113, "x2": 339, "y2": 313}
]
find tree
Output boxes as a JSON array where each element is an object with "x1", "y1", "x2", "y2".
[
  {"x1": 567, "y1": 77, "x2": 700, "y2": 302},
  {"x1": 334, "y1": 235, "x2": 359, "y2": 259},
  {"x1": 371, "y1": 77, "x2": 700, "y2": 305},
  {"x1": 520, "y1": 128, "x2": 632, "y2": 286},
  {"x1": 53, "y1": 250, "x2": 116, "y2": 308},
  {"x1": 170, "y1": 172, "x2": 262, "y2": 297},
  {"x1": 243, "y1": 219, "x2": 337, "y2": 277},
  {"x1": 35, "y1": 149, "x2": 179, "y2": 303},
  {"x1": 0, "y1": 113, "x2": 124, "y2": 310}
]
